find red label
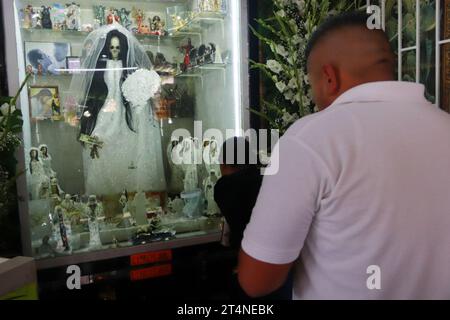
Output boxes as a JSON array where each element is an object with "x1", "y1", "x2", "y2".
[
  {"x1": 130, "y1": 250, "x2": 173, "y2": 266},
  {"x1": 130, "y1": 264, "x2": 172, "y2": 281}
]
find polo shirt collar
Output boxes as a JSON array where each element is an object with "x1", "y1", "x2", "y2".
[{"x1": 331, "y1": 81, "x2": 429, "y2": 107}]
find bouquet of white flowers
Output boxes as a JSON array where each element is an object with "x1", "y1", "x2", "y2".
[
  {"x1": 122, "y1": 68, "x2": 161, "y2": 107},
  {"x1": 251, "y1": 0, "x2": 366, "y2": 134}
]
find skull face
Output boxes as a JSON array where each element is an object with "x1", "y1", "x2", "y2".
[{"x1": 109, "y1": 37, "x2": 121, "y2": 60}]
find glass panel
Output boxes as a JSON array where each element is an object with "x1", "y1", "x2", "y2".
[
  {"x1": 402, "y1": 0, "x2": 417, "y2": 48},
  {"x1": 401, "y1": 50, "x2": 416, "y2": 81},
  {"x1": 420, "y1": 0, "x2": 436, "y2": 103},
  {"x1": 15, "y1": 0, "x2": 239, "y2": 260}
]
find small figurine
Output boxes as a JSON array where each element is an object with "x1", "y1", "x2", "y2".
[
  {"x1": 85, "y1": 195, "x2": 104, "y2": 248},
  {"x1": 61, "y1": 194, "x2": 75, "y2": 213},
  {"x1": 51, "y1": 94, "x2": 62, "y2": 119},
  {"x1": 41, "y1": 6, "x2": 52, "y2": 29},
  {"x1": 119, "y1": 190, "x2": 129, "y2": 214},
  {"x1": 22, "y1": 5, "x2": 34, "y2": 29},
  {"x1": 151, "y1": 15, "x2": 165, "y2": 35},
  {"x1": 203, "y1": 170, "x2": 220, "y2": 216},
  {"x1": 31, "y1": 9, "x2": 42, "y2": 29},
  {"x1": 65, "y1": 2, "x2": 81, "y2": 31},
  {"x1": 54, "y1": 206, "x2": 70, "y2": 251},
  {"x1": 37, "y1": 63, "x2": 44, "y2": 76},
  {"x1": 132, "y1": 7, "x2": 145, "y2": 34},
  {"x1": 203, "y1": 137, "x2": 221, "y2": 175},
  {"x1": 39, "y1": 144, "x2": 56, "y2": 179},
  {"x1": 50, "y1": 177, "x2": 63, "y2": 196},
  {"x1": 93, "y1": 5, "x2": 106, "y2": 26},
  {"x1": 106, "y1": 8, "x2": 120, "y2": 25},
  {"x1": 38, "y1": 180, "x2": 51, "y2": 199},
  {"x1": 179, "y1": 38, "x2": 194, "y2": 72},
  {"x1": 111, "y1": 236, "x2": 119, "y2": 248},
  {"x1": 26, "y1": 65, "x2": 34, "y2": 75},
  {"x1": 29, "y1": 147, "x2": 49, "y2": 200},
  {"x1": 118, "y1": 8, "x2": 131, "y2": 30}
]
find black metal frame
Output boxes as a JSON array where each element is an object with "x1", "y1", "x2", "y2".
[{"x1": 0, "y1": 0, "x2": 8, "y2": 96}]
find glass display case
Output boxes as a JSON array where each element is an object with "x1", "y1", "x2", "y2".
[{"x1": 2, "y1": 0, "x2": 248, "y2": 268}]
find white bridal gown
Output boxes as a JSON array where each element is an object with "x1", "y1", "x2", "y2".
[{"x1": 83, "y1": 59, "x2": 166, "y2": 195}]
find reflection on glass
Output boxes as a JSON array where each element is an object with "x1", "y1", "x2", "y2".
[
  {"x1": 420, "y1": 0, "x2": 436, "y2": 103},
  {"x1": 402, "y1": 0, "x2": 417, "y2": 48},
  {"x1": 402, "y1": 49, "x2": 416, "y2": 82}
]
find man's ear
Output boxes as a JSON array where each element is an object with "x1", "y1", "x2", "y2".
[{"x1": 322, "y1": 64, "x2": 339, "y2": 96}]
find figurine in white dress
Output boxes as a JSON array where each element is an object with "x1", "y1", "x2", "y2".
[
  {"x1": 74, "y1": 25, "x2": 166, "y2": 196},
  {"x1": 39, "y1": 144, "x2": 56, "y2": 178},
  {"x1": 29, "y1": 148, "x2": 49, "y2": 200}
]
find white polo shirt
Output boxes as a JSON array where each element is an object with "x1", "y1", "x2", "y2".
[{"x1": 242, "y1": 81, "x2": 450, "y2": 300}]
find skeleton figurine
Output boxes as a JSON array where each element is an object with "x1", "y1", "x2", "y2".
[
  {"x1": 85, "y1": 195, "x2": 103, "y2": 248},
  {"x1": 119, "y1": 190, "x2": 129, "y2": 214}
]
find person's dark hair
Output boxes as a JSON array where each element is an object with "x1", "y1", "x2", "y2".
[
  {"x1": 305, "y1": 11, "x2": 383, "y2": 63},
  {"x1": 220, "y1": 137, "x2": 259, "y2": 169},
  {"x1": 80, "y1": 29, "x2": 134, "y2": 137},
  {"x1": 27, "y1": 49, "x2": 46, "y2": 69}
]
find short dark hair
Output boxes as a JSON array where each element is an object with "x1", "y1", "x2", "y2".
[
  {"x1": 305, "y1": 11, "x2": 375, "y2": 62},
  {"x1": 220, "y1": 137, "x2": 259, "y2": 169}
]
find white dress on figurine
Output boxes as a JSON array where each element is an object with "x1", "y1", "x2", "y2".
[
  {"x1": 30, "y1": 159, "x2": 49, "y2": 200},
  {"x1": 83, "y1": 59, "x2": 166, "y2": 195}
]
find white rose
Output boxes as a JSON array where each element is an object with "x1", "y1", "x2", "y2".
[
  {"x1": 267, "y1": 60, "x2": 282, "y2": 74},
  {"x1": 282, "y1": 111, "x2": 295, "y2": 124},
  {"x1": 0, "y1": 103, "x2": 11, "y2": 116},
  {"x1": 288, "y1": 78, "x2": 297, "y2": 89},
  {"x1": 275, "y1": 45, "x2": 288, "y2": 58},
  {"x1": 284, "y1": 90, "x2": 294, "y2": 101},
  {"x1": 276, "y1": 10, "x2": 286, "y2": 18},
  {"x1": 276, "y1": 81, "x2": 287, "y2": 93}
]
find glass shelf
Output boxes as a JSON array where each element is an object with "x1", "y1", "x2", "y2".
[
  {"x1": 21, "y1": 27, "x2": 200, "y2": 44},
  {"x1": 167, "y1": 12, "x2": 226, "y2": 38}
]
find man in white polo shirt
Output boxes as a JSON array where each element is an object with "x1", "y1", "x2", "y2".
[{"x1": 238, "y1": 11, "x2": 450, "y2": 299}]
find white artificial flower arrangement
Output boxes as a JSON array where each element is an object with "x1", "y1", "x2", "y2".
[
  {"x1": 250, "y1": 0, "x2": 365, "y2": 134},
  {"x1": 122, "y1": 68, "x2": 161, "y2": 107}
]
